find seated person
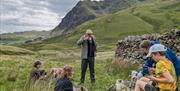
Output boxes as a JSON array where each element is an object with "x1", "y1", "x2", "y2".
[
  {"x1": 54, "y1": 65, "x2": 74, "y2": 91},
  {"x1": 28, "y1": 61, "x2": 47, "y2": 84},
  {"x1": 135, "y1": 44, "x2": 177, "y2": 91},
  {"x1": 133, "y1": 40, "x2": 180, "y2": 80}
]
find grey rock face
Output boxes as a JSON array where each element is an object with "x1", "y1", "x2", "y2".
[{"x1": 51, "y1": 0, "x2": 138, "y2": 36}]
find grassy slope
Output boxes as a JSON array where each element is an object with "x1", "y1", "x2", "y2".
[
  {"x1": 132, "y1": 0, "x2": 180, "y2": 33},
  {"x1": 0, "y1": 31, "x2": 50, "y2": 44},
  {"x1": 0, "y1": 45, "x2": 137, "y2": 91},
  {"x1": 0, "y1": 45, "x2": 34, "y2": 55}
]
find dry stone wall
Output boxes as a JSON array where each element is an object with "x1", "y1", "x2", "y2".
[{"x1": 115, "y1": 29, "x2": 180, "y2": 63}]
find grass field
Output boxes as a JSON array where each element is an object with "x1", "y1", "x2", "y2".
[
  {"x1": 0, "y1": 45, "x2": 139, "y2": 91},
  {"x1": 0, "y1": 44, "x2": 179, "y2": 91}
]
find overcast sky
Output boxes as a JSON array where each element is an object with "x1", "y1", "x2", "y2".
[
  {"x1": 0, "y1": 0, "x2": 103, "y2": 34},
  {"x1": 0, "y1": 0, "x2": 81, "y2": 34}
]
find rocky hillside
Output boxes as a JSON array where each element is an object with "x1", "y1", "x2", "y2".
[
  {"x1": 115, "y1": 29, "x2": 180, "y2": 63},
  {"x1": 51, "y1": 0, "x2": 139, "y2": 36},
  {"x1": 19, "y1": 0, "x2": 180, "y2": 52}
]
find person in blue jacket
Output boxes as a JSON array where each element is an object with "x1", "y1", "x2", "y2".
[
  {"x1": 135, "y1": 40, "x2": 180, "y2": 80},
  {"x1": 54, "y1": 66, "x2": 74, "y2": 91}
]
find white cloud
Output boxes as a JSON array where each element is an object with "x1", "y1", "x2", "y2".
[
  {"x1": 0, "y1": 0, "x2": 79, "y2": 33},
  {"x1": 1, "y1": 14, "x2": 20, "y2": 21},
  {"x1": 0, "y1": 0, "x2": 104, "y2": 34}
]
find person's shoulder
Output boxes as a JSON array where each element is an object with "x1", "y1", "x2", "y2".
[
  {"x1": 91, "y1": 35, "x2": 96, "y2": 39},
  {"x1": 92, "y1": 35, "x2": 95, "y2": 37},
  {"x1": 157, "y1": 59, "x2": 170, "y2": 68},
  {"x1": 55, "y1": 78, "x2": 64, "y2": 86},
  {"x1": 31, "y1": 68, "x2": 37, "y2": 72},
  {"x1": 156, "y1": 60, "x2": 164, "y2": 67},
  {"x1": 166, "y1": 48, "x2": 176, "y2": 55},
  {"x1": 65, "y1": 79, "x2": 72, "y2": 83},
  {"x1": 146, "y1": 57, "x2": 154, "y2": 63},
  {"x1": 64, "y1": 79, "x2": 72, "y2": 85}
]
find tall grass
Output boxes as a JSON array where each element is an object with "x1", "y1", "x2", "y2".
[{"x1": 0, "y1": 45, "x2": 140, "y2": 91}]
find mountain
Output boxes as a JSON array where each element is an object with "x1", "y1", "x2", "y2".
[
  {"x1": 0, "y1": 31, "x2": 50, "y2": 44},
  {"x1": 51, "y1": 0, "x2": 139, "y2": 36},
  {"x1": 20, "y1": 0, "x2": 179, "y2": 51}
]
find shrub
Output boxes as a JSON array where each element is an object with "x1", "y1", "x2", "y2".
[{"x1": 105, "y1": 58, "x2": 139, "y2": 79}]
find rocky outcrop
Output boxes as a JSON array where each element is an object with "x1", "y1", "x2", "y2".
[
  {"x1": 51, "y1": 0, "x2": 138, "y2": 36},
  {"x1": 24, "y1": 37, "x2": 43, "y2": 44},
  {"x1": 115, "y1": 29, "x2": 180, "y2": 63}
]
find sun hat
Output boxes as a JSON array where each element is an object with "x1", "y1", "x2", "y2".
[
  {"x1": 86, "y1": 29, "x2": 93, "y2": 34},
  {"x1": 146, "y1": 44, "x2": 167, "y2": 57}
]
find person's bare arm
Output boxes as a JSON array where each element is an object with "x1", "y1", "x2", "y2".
[
  {"x1": 149, "y1": 71, "x2": 174, "y2": 83},
  {"x1": 157, "y1": 71, "x2": 174, "y2": 83}
]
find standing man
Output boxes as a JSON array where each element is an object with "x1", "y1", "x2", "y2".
[{"x1": 77, "y1": 29, "x2": 97, "y2": 85}]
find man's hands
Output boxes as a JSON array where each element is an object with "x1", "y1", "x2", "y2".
[
  {"x1": 149, "y1": 67, "x2": 155, "y2": 73},
  {"x1": 147, "y1": 76, "x2": 156, "y2": 81},
  {"x1": 83, "y1": 34, "x2": 92, "y2": 40}
]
